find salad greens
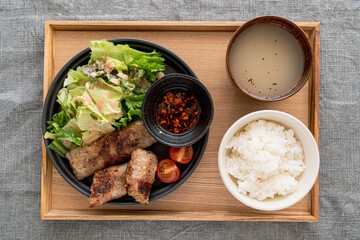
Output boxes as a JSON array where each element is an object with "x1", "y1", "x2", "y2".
[{"x1": 45, "y1": 39, "x2": 165, "y2": 157}]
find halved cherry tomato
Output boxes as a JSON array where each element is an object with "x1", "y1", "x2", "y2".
[
  {"x1": 156, "y1": 159, "x2": 180, "y2": 183},
  {"x1": 169, "y1": 146, "x2": 194, "y2": 164}
]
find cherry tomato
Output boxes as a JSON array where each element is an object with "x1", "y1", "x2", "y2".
[
  {"x1": 156, "y1": 159, "x2": 180, "y2": 183},
  {"x1": 169, "y1": 146, "x2": 194, "y2": 164}
]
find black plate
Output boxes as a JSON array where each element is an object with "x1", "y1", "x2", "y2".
[{"x1": 42, "y1": 38, "x2": 209, "y2": 205}]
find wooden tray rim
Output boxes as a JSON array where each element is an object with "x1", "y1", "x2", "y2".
[{"x1": 41, "y1": 21, "x2": 320, "y2": 221}]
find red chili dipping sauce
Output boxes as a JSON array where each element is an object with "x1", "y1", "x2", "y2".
[{"x1": 157, "y1": 90, "x2": 200, "y2": 134}]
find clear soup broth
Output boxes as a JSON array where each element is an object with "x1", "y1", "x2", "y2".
[{"x1": 229, "y1": 24, "x2": 305, "y2": 99}]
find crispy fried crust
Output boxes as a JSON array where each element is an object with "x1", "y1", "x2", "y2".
[
  {"x1": 126, "y1": 149, "x2": 158, "y2": 204},
  {"x1": 65, "y1": 120, "x2": 157, "y2": 180},
  {"x1": 89, "y1": 163, "x2": 128, "y2": 208}
]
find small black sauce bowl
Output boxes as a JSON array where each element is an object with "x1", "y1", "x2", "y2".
[{"x1": 142, "y1": 73, "x2": 214, "y2": 147}]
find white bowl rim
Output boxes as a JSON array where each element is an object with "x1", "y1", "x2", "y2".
[{"x1": 218, "y1": 110, "x2": 320, "y2": 211}]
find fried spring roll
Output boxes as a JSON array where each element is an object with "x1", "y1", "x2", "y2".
[
  {"x1": 89, "y1": 163, "x2": 128, "y2": 207},
  {"x1": 65, "y1": 120, "x2": 157, "y2": 180},
  {"x1": 126, "y1": 149, "x2": 158, "y2": 204}
]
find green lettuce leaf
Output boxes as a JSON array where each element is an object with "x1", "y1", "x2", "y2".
[
  {"x1": 46, "y1": 111, "x2": 68, "y2": 133},
  {"x1": 44, "y1": 121, "x2": 83, "y2": 157},
  {"x1": 64, "y1": 66, "x2": 90, "y2": 87},
  {"x1": 77, "y1": 79, "x2": 123, "y2": 123},
  {"x1": 130, "y1": 56, "x2": 165, "y2": 82},
  {"x1": 46, "y1": 88, "x2": 77, "y2": 132},
  {"x1": 119, "y1": 69, "x2": 145, "y2": 93},
  {"x1": 76, "y1": 106, "x2": 115, "y2": 144},
  {"x1": 46, "y1": 123, "x2": 82, "y2": 146},
  {"x1": 89, "y1": 39, "x2": 165, "y2": 82},
  {"x1": 62, "y1": 118, "x2": 82, "y2": 136},
  {"x1": 113, "y1": 87, "x2": 148, "y2": 128},
  {"x1": 57, "y1": 88, "x2": 77, "y2": 120},
  {"x1": 105, "y1": 56, "x2": 128, "y2": 72},
  {"x1": 47, "y1": 140, "x2": 68, "y2": 157}
]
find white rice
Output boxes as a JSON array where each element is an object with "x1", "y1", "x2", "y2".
[{"x1": 226, "y1": 120, "x2": 305, "y2": 201}]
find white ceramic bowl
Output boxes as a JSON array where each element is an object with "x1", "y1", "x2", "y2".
[{"x1": 218, "y1": 110, "x2": 320, "y2": 211}]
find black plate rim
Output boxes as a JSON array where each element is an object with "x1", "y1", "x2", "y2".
[{"x1": 42, "y1": 38, "x2": 209, "y2": 206}]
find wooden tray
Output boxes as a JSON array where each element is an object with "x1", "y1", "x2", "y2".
[{"x1": 42, "y1": 21, "x2": 320, "y2": 221}]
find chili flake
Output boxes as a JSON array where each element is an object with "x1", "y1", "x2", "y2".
[{"x1": 157, "y1": 90, "x2": 200, "y2": 134}]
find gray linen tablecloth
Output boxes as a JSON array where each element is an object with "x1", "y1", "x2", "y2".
[{"x1": 1, "y1": 0, "x2": 359, "y2": 239}]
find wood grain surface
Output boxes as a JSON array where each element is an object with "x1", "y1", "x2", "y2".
[{"x1": 41, "y1": 21, "x2": 320, "y2": 221}]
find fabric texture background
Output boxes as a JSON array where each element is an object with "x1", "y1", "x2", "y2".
[{"x1": 0, "y1": 0, "x2": 359, "y2": 239}]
